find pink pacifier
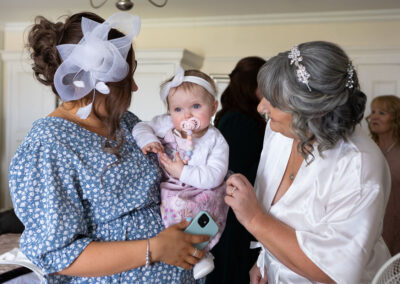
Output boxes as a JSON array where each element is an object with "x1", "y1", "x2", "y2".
[{"x1": 180, "y1": 117, "x2": 201, "y2": 162}]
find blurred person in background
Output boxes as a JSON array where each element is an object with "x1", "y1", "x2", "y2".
[
  {"x1": 367, "y1": 95, "x2": 400, "y2": 255},
  {"x1": 207, "y1": 56, "x2": 266, "y2": 284}
]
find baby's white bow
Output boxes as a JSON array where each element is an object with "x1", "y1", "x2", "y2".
[{"x1": 160, "y1": 67, "x2": 185, "y2": 102}]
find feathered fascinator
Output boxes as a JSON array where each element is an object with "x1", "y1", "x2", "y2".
[{"x1": 54, "y1": 12, "x2": 141, "y2": 118}]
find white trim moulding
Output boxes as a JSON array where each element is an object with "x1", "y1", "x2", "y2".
[{"x1": 2, "y1": 9, "x2": 400, "y2": 32}]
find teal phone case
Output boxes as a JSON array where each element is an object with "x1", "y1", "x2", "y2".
[{"x1": 184, "y1": 211, "x2": 218, "y2": 250}]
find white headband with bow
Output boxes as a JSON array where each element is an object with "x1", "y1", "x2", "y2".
[{"x1": 160, "y1": 67, "x2": 216, "y2": 102}]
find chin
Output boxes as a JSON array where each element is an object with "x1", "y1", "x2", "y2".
[
  {"x1": 370, "y1": 127, "x2": 382, "y2": 134},
  {"x1": 269, "y1": 123, "x2": 277, "y2": 132},
  {"x1": 270, "y1": 124, "x2": 283, "y2": 135}
]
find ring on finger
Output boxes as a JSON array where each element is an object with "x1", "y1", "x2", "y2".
[
  {"x1": 231, "y1": 186, "x2": 238, "y2": 196},
  {"x1": 192, "y1": 248, "x2": 198, "y2": 257}
]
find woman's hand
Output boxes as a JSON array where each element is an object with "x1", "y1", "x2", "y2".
[
  {"x1": 151, "y1": 219, "x2": 209, "y2": 270},
  {"x1": 224, "y1": 173, "x2": 264, "y2": 229},
  {"x1": 250, "y1": 262, "x2": 267, "y2": 284},
  {"x1": 142, "y1": 142, "x2": 164, "y2": 155},
  {"x1": 159, "y1": 153, "x2": 185, "y2": 179}
]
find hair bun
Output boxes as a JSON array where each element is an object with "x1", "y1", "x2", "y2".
[
  {"x1": 27, "y1": 16, "x2": 64, "y2": 88},
  {"x1": 348, "y1": 89, "x2": 367, "y2": 124}
]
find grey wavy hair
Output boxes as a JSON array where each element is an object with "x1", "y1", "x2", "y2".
[{"x1": 258, "y1": 41, "x2": 366, "y2": 161}]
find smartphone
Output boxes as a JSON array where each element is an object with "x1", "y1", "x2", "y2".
[{"x1": 184, "y1": 211, "x2": 218, "y2": 250}]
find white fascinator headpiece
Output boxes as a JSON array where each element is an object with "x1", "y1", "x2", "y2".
[
  {"x1": 160, "y1": 67, "x2": 217, "y2": 102},
  {"x1": 54, "y1": 12, "x2": 141, "y2": 118}
]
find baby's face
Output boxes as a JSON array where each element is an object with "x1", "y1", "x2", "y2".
[{"x1": 168, "y1": 85, "x2": 217, "y2": 137}]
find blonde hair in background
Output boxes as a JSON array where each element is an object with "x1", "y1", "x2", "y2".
[{"x1": 366, "y1": 95, "x2": 400, "y2": 144}]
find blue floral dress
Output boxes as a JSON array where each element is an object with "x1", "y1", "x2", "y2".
[{"x1": 9, "y1": 112, "x2": 195, "y2": 283}]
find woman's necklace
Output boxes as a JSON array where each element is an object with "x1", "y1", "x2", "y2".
[
  {"x1": 287, "y1": 142, "x2": 303, "y2": 182},
  {"x1": 288, "y1": 159, "x2": 297, "y2": 181},
  {"x1": 385, "y1": 142, "x2": 397, "y2": 153}
]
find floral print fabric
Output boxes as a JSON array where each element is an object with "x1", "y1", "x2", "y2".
[{"x1": 9, "y1": 112, "x2": 195, "y2": 283}]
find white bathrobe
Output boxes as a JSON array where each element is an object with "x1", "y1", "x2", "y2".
[{"x1": 253, "y1": 122, "x2": 391, "y2": 283}]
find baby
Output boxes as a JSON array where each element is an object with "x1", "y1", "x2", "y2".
[{"x1": 132, "y1": 67, "x2": 229, "y2": 279}]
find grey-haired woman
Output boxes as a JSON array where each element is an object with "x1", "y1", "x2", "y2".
[{"x1": 224, "y1": 41, "x2": 391, "y2": 283}]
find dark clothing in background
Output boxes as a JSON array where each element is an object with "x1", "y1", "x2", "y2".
[
  {"x1": 207, "y1": 111, "x2": 265, "y2": 284},
  {"x1": 0, "y1": 209, "x2": 24, "y2": 234}
]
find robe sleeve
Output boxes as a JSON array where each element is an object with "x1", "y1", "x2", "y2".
[
  {"x1": 9, "y1": 140, "x2": 91, "y2": 274},
  {"x1": 295, "y1": 152, "x2": 390, "y2": 284}
]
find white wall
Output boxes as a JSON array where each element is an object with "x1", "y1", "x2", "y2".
[
  {"x1": 1, "y1": 10, "x2": 400, "y2": 209},
  {"x1": 4, "y1": 10, "x2": 400, "y2": 70}
]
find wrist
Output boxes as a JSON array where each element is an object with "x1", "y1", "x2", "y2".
[
  {"x1": 247, "y1": 209, "x2": 266, "y2": 236},
  {"x1": 174, "y1": 166, "x2": 184, "y2": 180},
  {"x1": 149, "y1": 236, "x2": 161, "y2": 262},
  {"x1": 178, "y1": 166, "x2": 184, "y2": 179}
]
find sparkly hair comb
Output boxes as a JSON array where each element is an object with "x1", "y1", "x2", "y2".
[
  {"x1": 345, "y1": 62, "x2": 355, "y2": 89},
  {"x1": 288, "y1": 45, "x2": 312, "y2": 92}
]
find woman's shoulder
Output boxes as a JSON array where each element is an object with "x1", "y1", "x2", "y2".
[
  {"x1": 384, "y1": 144, "x2": 400, "y2": 171},
  {"x1": 325, "y1": 127, "x2": 390, "y2": 192},
  {"x1": 344, "y1": 127, "x2": 386, "y2": 164},
  {"x1": 121, "y1": 111, "x2": 141, "y2": 131},
  {"x1": 15, "y1": 116, "x2": 102, "y2": 158},
  {"x1": 23, "y1": 117, "x2": 79, "y2": 145},
  {"x1": 318, "y1": 127, "x2": 384, "y2": 169},
  {"x1": 10, "y1": 118, "x2": 79, "y2": 173}
]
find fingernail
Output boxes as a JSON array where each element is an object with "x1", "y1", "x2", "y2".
[{"x1": 186, "y1": 217, "x2": 192, "y2": 222}]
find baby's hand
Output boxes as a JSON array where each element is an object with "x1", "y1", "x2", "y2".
[
  {"x1": 142, "y1": 142, "x2": 164, "y2": 155},
  {"x1": 159, "y1": 152, "x2": 185, "y2": 179}
]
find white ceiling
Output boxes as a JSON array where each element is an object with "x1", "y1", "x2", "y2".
[{"x1": 1, "y1": 0, "x2": 400, "y2": 24}]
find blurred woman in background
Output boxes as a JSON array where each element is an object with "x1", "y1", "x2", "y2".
[{"x1": 367, "y1": 95, "x2": 400, "y2": 255}]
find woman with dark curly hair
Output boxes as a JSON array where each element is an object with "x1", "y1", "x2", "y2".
[
  {"x1": 367, "y1": 95, "x2": 400, "y2": 256},
  {"x1": 224, "y1": 41, "x2": 391, "y2": 283},
  {"x1": 8, "y1": 11, "x2": 208, "y2": 283},
  {"x1": 207, "y1": 56, "x2": 266, "y2": 284}
]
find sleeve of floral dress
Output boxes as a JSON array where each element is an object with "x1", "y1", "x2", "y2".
[{"x1": 9, "y1": 140, "x2": 92, "y2": 274}]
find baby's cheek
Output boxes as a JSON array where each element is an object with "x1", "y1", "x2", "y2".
[{"x1": 170, "y1": 114, "x2": 182, "y2": 129}]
